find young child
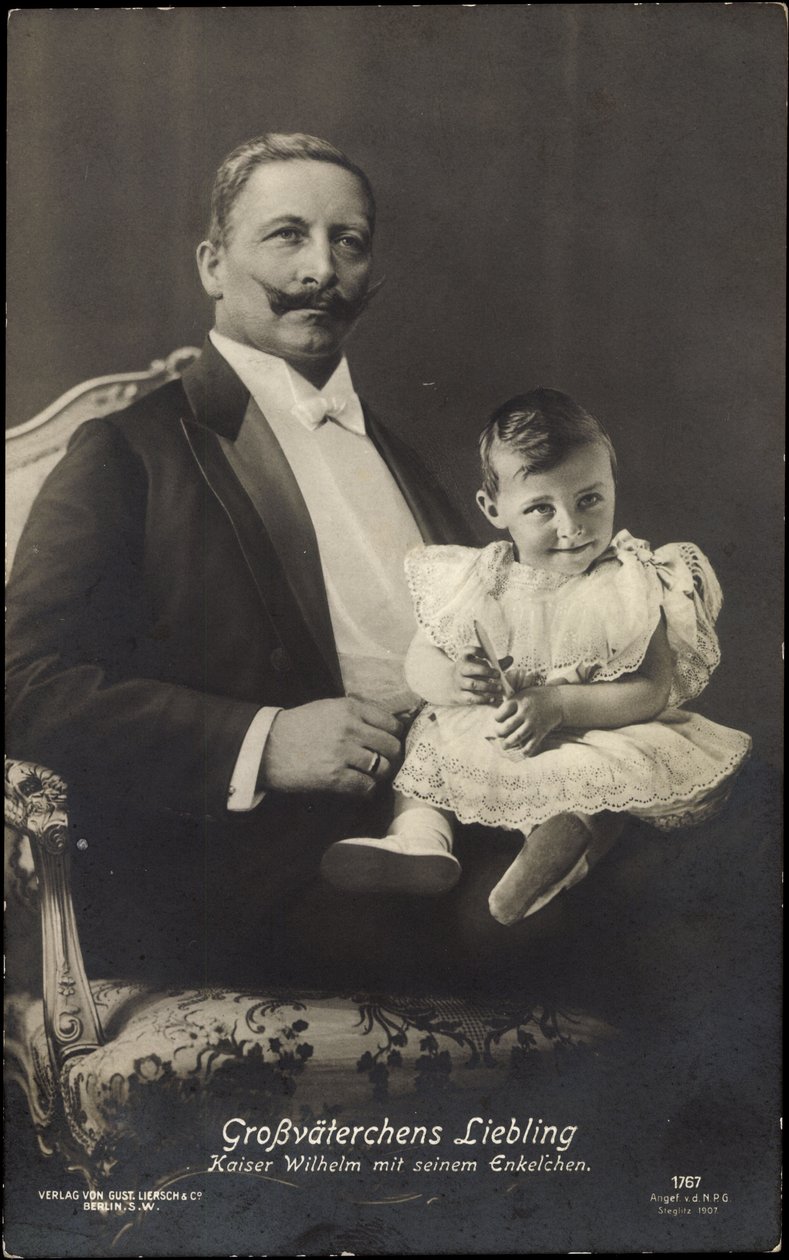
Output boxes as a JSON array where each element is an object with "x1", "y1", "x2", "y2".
[{"x1": 321, "y1": 388, "x2": 752, "y2": 924}]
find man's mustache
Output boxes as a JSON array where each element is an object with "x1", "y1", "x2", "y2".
[{"x1": 260, "y1": 277, "x2": 385, "y2": 321}]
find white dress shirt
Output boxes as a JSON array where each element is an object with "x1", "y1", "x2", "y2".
[{"x1": 209, "y1": 330, "x2": 423, "y2": 811}]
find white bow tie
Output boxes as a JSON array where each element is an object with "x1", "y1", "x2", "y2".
[{"x1": 290, "y1": 394, "x2": 365, "y2": 434}]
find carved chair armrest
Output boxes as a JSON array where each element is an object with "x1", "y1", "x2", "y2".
[{"x1": 4, "y1": 759, "x2": 103, "y2": 1067}]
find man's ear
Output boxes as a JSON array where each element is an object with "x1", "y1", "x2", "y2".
[
  {"x1": 476, "y1": 489, "x2": 504, "y2": 530},
  {"x1": 196, "y1": 240, "x2": 224, "y2": 300}
]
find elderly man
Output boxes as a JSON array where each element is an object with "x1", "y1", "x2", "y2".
[{"x1": 6, "y1": 133, "x2": 475, "y2": 988}]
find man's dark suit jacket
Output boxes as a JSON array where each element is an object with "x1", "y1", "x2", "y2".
[{"x1": 6, "y1": 340, "x2": 474, "y2": 987}]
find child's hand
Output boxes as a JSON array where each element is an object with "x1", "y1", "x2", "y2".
[
  {"x1": 494, "y1": 687, "x2": 563, "y2": 755},
  {"x1": 450, "y1": 644, "x2": 504, "y2": 706}
]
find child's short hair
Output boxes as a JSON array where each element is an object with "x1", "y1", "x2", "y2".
[{"x1": 478, "y1": 387, "x2": 618, "y2": 499}]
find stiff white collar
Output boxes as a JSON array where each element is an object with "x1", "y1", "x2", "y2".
[{"x1": 209, "y1": 329, "x2": 366, "y2": 435}]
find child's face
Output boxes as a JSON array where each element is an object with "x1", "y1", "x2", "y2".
[{"x1": 477, "y1": 440, "x2": 616, "y2": 575}]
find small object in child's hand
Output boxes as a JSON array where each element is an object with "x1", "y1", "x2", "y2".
[{"x1": 473, "y1": 620, "x2": 515, "y2": 698}]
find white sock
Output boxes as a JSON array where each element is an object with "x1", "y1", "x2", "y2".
[{"x1": 389, "y1": 807, "x2": 454, "y2": 854}]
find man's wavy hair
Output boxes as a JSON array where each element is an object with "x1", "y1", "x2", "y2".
[
  {"x1": 479, "y1": 388, "x2": 618, "y2": 499},
  {"x1": 207, "y1": 132, "x2": 376, "y2": 248}
]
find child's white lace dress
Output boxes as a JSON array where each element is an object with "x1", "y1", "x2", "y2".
[{"x1": 394, "y1": 531, "x2": 752, "y2": 831}]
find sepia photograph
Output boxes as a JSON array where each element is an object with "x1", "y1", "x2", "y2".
[{"x1": 5, "y1": 6, "x2": 783, "y2": 1255}]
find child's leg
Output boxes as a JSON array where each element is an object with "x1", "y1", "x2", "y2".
[
  {"x1": 488, "y1": 811, "x2": 626, "y2": 926},
  {"x1": 320, "y1": 792, "x2": 461, "y2": 895}
]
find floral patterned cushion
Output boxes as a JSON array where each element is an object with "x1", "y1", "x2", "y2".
[{"x1": 6, "y1": 981, "x2": 615, "y2": 1181}]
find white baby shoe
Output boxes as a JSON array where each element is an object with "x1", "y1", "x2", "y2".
[{"x1": 321, "y1": 833, "x2": 461, "y2": 896}]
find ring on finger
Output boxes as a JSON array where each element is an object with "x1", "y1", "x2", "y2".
[{"x1": 366, "y1": 751, "x2": 382, "y2": 776}]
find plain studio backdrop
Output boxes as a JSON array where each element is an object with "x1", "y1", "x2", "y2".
[{"x1": 7, "y1": 6, "x2": 784, "y2": 768}]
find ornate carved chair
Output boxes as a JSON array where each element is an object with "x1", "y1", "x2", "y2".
[{"x1": 5, "y1": 353, "x2": 616, "y2": 1244}]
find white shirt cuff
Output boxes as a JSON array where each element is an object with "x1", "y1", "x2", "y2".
[{"x1": 227, "y1": 706, "x2": 282, "y2": 812}]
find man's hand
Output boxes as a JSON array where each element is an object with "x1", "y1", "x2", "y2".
[
  {"x1": 494, "y1": 687, "x2": 563, "y2": 755},
  {"x1": 259, "y1": 697, "x2": 404, "y2": 795},
  {"x1": 448, "y1": 645, "x2": 504, "y2": 706}
]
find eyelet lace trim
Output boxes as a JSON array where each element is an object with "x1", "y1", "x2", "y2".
[
  {"x1": 491, "y1": 554, "x2": 576, "y2": 593},
  {"x1": 394, "y1": 718, "x2": 751, "y2": 833}
]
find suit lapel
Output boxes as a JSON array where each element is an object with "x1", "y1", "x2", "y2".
[
  {"x1": 216, "y1": 396, "x2": 342, "y2": 692},
  {"x1": 180, "y1": 342, "x2": 343, "y2": 697}
]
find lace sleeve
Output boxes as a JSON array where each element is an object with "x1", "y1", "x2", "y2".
[
  {"x1": 562, "y1": 534, "x2": 722, "y2": 699},
  {"x1": 582, "y1": 555, "x2": 663, "y2": 685},
  {"x1": 657, "y1": 542, "x2": 723, "y2": 705},
  {"x1": 404, "y1": 543, "x2": 504, "y2": 661}
]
